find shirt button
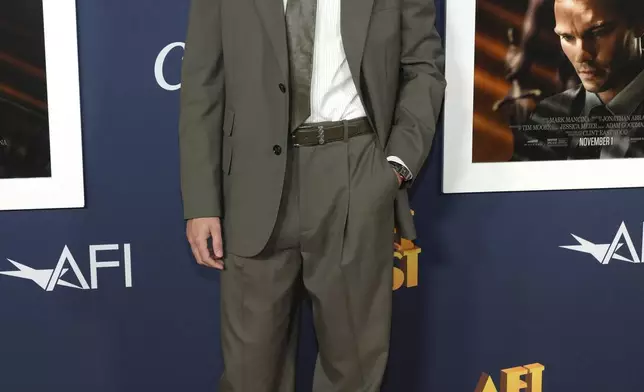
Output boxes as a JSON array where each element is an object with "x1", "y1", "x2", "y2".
[
  {"x1": 273, "y1": 145, "x2": 282, "y2": 155},
  {"x1": 279, "y1": 83, "x2": 286, "y2": 93}
]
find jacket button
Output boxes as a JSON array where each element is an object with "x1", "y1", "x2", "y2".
[
  {"x1": 279, "y1": 83, "x2": 286, "y2": 93},
  {"x1": 273, "y1": 145, "x2": 282, "y2": 155}
]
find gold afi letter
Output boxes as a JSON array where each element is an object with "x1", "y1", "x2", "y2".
[
  {"x1": 393, "y1": 238, "x2": 420, "y2": 290},
  {"x1": 474, "y1": 363, "x2": 545, "y2": 392},
  {"x1": 501, "y1": 366, "x2": 528, "y2": 391},
  {"x1": 524, "y1": 363, "x2": 545, "y2": 392},
  {"x1": 392, "y1": 212, "x2": 420, "y2": 291}
]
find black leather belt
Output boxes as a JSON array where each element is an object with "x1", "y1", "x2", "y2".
[{"x1": 291, "y1": 117, "x2": 372, "y2": 147}]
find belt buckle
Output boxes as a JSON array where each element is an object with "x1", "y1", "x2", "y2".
[
  {"x1": 317, "y1": 126, "x2": 325, "y2": 145},
  {"x1": 291, "y1": 133, "x2": 301, "y2": 148}
]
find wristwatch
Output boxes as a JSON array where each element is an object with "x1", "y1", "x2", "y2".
[{"x1": 389, "y1": 161, "x2": 412, "y2": 184}]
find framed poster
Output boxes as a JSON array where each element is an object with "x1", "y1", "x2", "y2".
[
  {"x1": 0, "y1": 0, "x2": 84, "y2": 209},
  {"x1": 443, "y1": 0, "x2": 644, "y2": 193}
]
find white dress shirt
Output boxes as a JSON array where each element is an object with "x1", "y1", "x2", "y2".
[{"x1": 282, "y1": 0, "x2": 412, "y2": 177}]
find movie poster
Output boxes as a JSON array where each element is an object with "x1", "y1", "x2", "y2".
[
  {"x1": 0, "y1": 0, "x2": 84, "y2": 210},
  {"x1": 443, "y1": 0, "x2": 644, "y2": 193}
]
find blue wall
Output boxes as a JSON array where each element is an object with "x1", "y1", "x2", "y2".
[{"x1": 2, "y1": 0, "x2": 644, "y2": 391}]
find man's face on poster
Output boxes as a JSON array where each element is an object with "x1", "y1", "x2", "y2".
[{"x1": 554, "y1": 0, "x2": 641, "y2": 93}]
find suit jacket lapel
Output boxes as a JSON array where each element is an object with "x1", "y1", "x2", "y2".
[
  {"x1": 254, "y1": 0, "x2": 288, "y2": 78},
  {"x1": 341, "y1": 0, "x2": 374, "y2": 95}
]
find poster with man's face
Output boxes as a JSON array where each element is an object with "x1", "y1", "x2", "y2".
[
  {"x1": 443, "y1": 0, "x2": 644, "y2": 193},
  {"x1": 0, "y1": 1, "x2": 51, "y2": 179},
  {"x1": 473, "y1": 0, "x2": 644, "y2": 163},
  {"x1": 0, "y1": 0, "x2": 84, "y2": 210}
]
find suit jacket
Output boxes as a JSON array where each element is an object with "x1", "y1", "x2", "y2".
[
  {"x1": 178, "y1": 0, "x2": 446, "y2": 257},
  {"x1": 512, "y1": 86, "x2": 644, "y2": 161}
]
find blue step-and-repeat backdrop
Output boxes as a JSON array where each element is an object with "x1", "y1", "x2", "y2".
[{"x1": 3, "y1": 1, "x2": 644, "y2": 391}]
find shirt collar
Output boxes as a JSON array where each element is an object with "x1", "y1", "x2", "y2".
[{"x1": 582, "y1": 91, "x2": 605, "y2": 116}]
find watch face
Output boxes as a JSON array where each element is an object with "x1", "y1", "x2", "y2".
[
  {"x1": 391, "y1": 163, "x2": 411, "y2": 181},
  {"x1": 402, "y1": 169, "x2": 412, "y2": 181}
]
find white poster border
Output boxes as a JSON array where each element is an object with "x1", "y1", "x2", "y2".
[
  {"x1": 442, "y1": 0, "x2": 644, "y2": 193},
  {"x1": 0, "y1": 0, "x2": 84, "y2": 210}
]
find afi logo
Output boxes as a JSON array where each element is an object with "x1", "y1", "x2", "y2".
[
  {"x1": 393, "y1": 236, "x2": 420, "y2": 291},
  {"x1": 155, "y1": 42, "x2": 184, "y2": 91},
  {"x1": 475, "y1": 363, "x2": 545, "y2": 392},
  {"x1": 0, "y1": 244, "x2": 132, "y2": 291},
  {"x1": 393, "y1": 210, "x2": 420, "y2": 291},
  {"x1": 561, "y1": 222, "x2": 643, "y2": 264}
]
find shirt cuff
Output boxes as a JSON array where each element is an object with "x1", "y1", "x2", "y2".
[{"x1": 386, "y1": 156, "x2": 413, "y2": 178}]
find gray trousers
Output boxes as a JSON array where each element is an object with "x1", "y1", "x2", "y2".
[{"x1": 219, "y1": 130, "x2": 399, "y2": 392}]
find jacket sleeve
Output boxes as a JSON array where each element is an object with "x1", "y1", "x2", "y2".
[
  {"x1": 178, "y1": 0, "x2": 225, "y2": 219},
  {"x1": 384, "y1": 0, "x2": 446, "y2": 183}
]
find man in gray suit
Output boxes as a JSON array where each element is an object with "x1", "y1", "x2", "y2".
[{"x1": 178, "y1": 0, "x2": 445, "y2": 390}]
